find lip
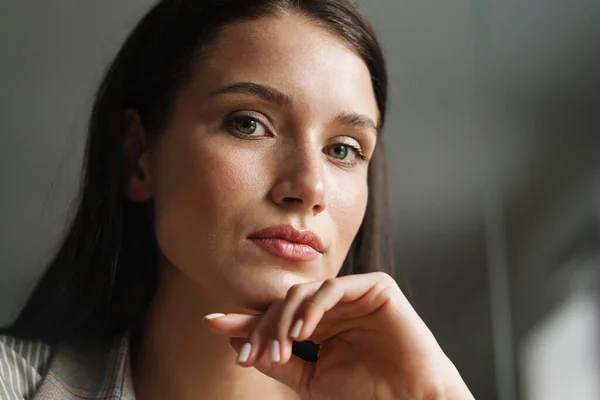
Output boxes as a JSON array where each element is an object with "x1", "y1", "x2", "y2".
[{"x1": 248, "y1": 225, "x2": 324, "y2": 262}]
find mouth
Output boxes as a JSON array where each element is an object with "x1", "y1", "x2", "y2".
[{"x1": 247, "y1": 224, "x2": 324, "y2": 262}]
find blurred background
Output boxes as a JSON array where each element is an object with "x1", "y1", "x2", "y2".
[{"x1": 1, "y1": 1, "x2": 599, "y2": 399}]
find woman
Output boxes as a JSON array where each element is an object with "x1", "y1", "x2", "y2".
[{"x1": 0, "y1": 0, "x2": 474, "y2": 399}]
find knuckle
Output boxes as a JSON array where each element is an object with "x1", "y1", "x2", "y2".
[
  {"x1": 422, "y1": 380, "x2": 447, "y2": 400},
  {"x1": 287, "y1": 283, "x2": 306, "y2": 299},
  {"x1": 402, "y1": 370, "x2": 447, "y2": 400},
  {"x1": 375, "y1": 272, "x2": 400, "y2": 293},
  {"x1": 304, "y1": 296, "x2": 320, "y2": 310},
  {"x1": 371, "y1": 282, "x2": 399, "y2": 307},
  {"x1": 322, "y1": 278, "x2": 338, "y2": 291},
  {"x1": 373, "y1": 271, "x2": 395, "y2": 284}
]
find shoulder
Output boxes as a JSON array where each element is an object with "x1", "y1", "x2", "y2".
[{"x1": 0, "y1": 336, "x2": 52, "y2": 400}]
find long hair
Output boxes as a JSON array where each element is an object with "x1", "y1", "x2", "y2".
[{"x1": 2, "y1": 0, "x2": 391, "y2": 343}]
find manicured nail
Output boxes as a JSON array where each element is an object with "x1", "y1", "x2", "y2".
[
  {"x1": 237, "y1": 342, "x2": 252, "y2": 364},
  {"x1": 204, "y1": 313, "x2": 226, "y2": 320},
  {"x1": 270, "y1": 340, "x2": 281, "y2": 363},
  {"x1": 290, "y1": 319, "x2": 304, "y2": 339}
]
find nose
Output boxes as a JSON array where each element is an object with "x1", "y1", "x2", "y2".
[{"x1": 270, "y1": 147, "x2": 326, "y2": 215}]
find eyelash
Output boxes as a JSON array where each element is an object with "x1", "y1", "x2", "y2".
[{"x1": 223, "y1": 113, "x2": 368, "y2": 164}]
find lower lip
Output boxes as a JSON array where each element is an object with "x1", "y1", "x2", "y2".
[{"x1": 249, "y1": 238, "x2": 320, "y2": 261}]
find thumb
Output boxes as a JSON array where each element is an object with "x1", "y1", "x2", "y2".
[{"x1": 229, "y1": 337, "x2": 315, "y2": 397}]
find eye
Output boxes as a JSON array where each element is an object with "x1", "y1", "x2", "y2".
[
  {"x1": 325, "y1": 143, "x2": 367, "y2": 163},
  {"x1": 226, "y1": 114, "x2": 269, "y2": 138},
  {"x1": 328, "y1": 144, "x2": 351, "y2": 160}
]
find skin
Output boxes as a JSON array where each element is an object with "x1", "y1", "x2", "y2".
[{"x1": 125, "y1": 13, "x2": 473, "y2": 400}]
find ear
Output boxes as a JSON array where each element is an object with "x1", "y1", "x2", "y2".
[{"x1": 123, "y1": 109, "x2": 153, "y2": 202}]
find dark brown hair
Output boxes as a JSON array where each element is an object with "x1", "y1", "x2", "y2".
[{"x1": 3, "y1": 0, "x2": 391, "y2": 342}]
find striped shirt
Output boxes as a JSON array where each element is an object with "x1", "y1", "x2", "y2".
[
  {"x1": 0, "y1": 337, "x2": 51, "y2": 399},
  {"x1": 0, "y1": 334, "x2": 134, "y2": 399}
]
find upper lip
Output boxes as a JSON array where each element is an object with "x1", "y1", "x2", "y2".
[{"x1": 248, "y1": 225, "x2": 324, "y2": 253}]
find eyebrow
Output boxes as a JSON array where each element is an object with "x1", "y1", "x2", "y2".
[
  {"x1": 210, "y1": 81, "x2": 379, "y2": 135},
  {"x1": 333, "y1": 112, "x2": 379, "y2": 137},
  {"x1": 209, "y1": 82, "x2": 292, "y2": 107}
]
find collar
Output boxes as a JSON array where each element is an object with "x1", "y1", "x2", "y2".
[{"x1": 33, "y1": 333, "x2": 135, "y2": 400}]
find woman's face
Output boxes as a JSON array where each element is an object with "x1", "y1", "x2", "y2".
[{"x1": 144, "y1": 14, "x2": 379, "y2": 312}]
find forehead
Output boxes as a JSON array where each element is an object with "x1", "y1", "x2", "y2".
[{"x1": 187, "y1": 13, "x2": 379, "y2": 123}]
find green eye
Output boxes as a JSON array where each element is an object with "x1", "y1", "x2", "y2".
[
  {"x1": 325, "y1": 142, "x2": 367, "y2": 165},
  {"x1": 328, "y1": 144, "x2": 351, "y2": 160},
  {"x1": 226, "y1": 114, "x2": 269, "y2": 138},
  {"x1": 232, "y1": 117, "x2": 258, "y2": 135}
]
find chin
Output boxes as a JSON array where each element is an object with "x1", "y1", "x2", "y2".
[{"x1": 232, "y1": 269, "x2": 316, "y2": 313}]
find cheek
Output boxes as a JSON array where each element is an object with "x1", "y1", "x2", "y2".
[
  {"x1": 328, "y1": 174, "x2": 369, "y2": 259},
  {"x1": 151, "y1": 132, "x2": 265, "y2": 264}
]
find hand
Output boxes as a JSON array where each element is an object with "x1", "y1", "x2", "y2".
[{"x1": 203, "y1": 272, "x2": 474, "y2": 400}]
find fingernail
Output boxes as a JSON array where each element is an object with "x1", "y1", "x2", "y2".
[
  {"x1": 270, "y1": 340, "x2": 281, "y2": 364},
  {"x1": 290, "y1": 319, "x2": 304, "y2": 339},
  {"x1": 204, "y1": 313, "x2": 226, "y2": 320},
  {"x1": 237, "y1": 342, "x2": 252, "y2": 364}
]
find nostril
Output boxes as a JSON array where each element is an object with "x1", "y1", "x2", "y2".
[
  {"x1": 282, "y1": 197, "x2": 302, "y2": 204},
  {"x1": 312, "y1": 204, "x2": 324, "y2": 214}
]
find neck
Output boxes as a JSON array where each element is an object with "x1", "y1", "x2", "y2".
[{"x1": 131, "y1": 263, "x2": 298, "y2": 400}]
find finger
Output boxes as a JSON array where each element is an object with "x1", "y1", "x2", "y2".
[
  {"x1": 230, "y1": 337, "x2": 315, "y2": 396},
  {"x1": 241, "y1": 300, "x2": 285, "y2": 367},
  {"x1": 202, "y1": 311, "x2": 287, "y2": 367},
  {"x1": 275, "y1": 281, "x2": 322, "y2": 364},
  {"x1": 309, "y1": 274, "x2": 440, "y2": 353},
  {"x1": 274, "y1": 274, "x2": 392, "y2": 361},
  {"x1": 294, "y1": 273, "x2": 399, "y2": 342},
  {"x1": 203, "y1": 313, "x2": 260, "y2": 337}
]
